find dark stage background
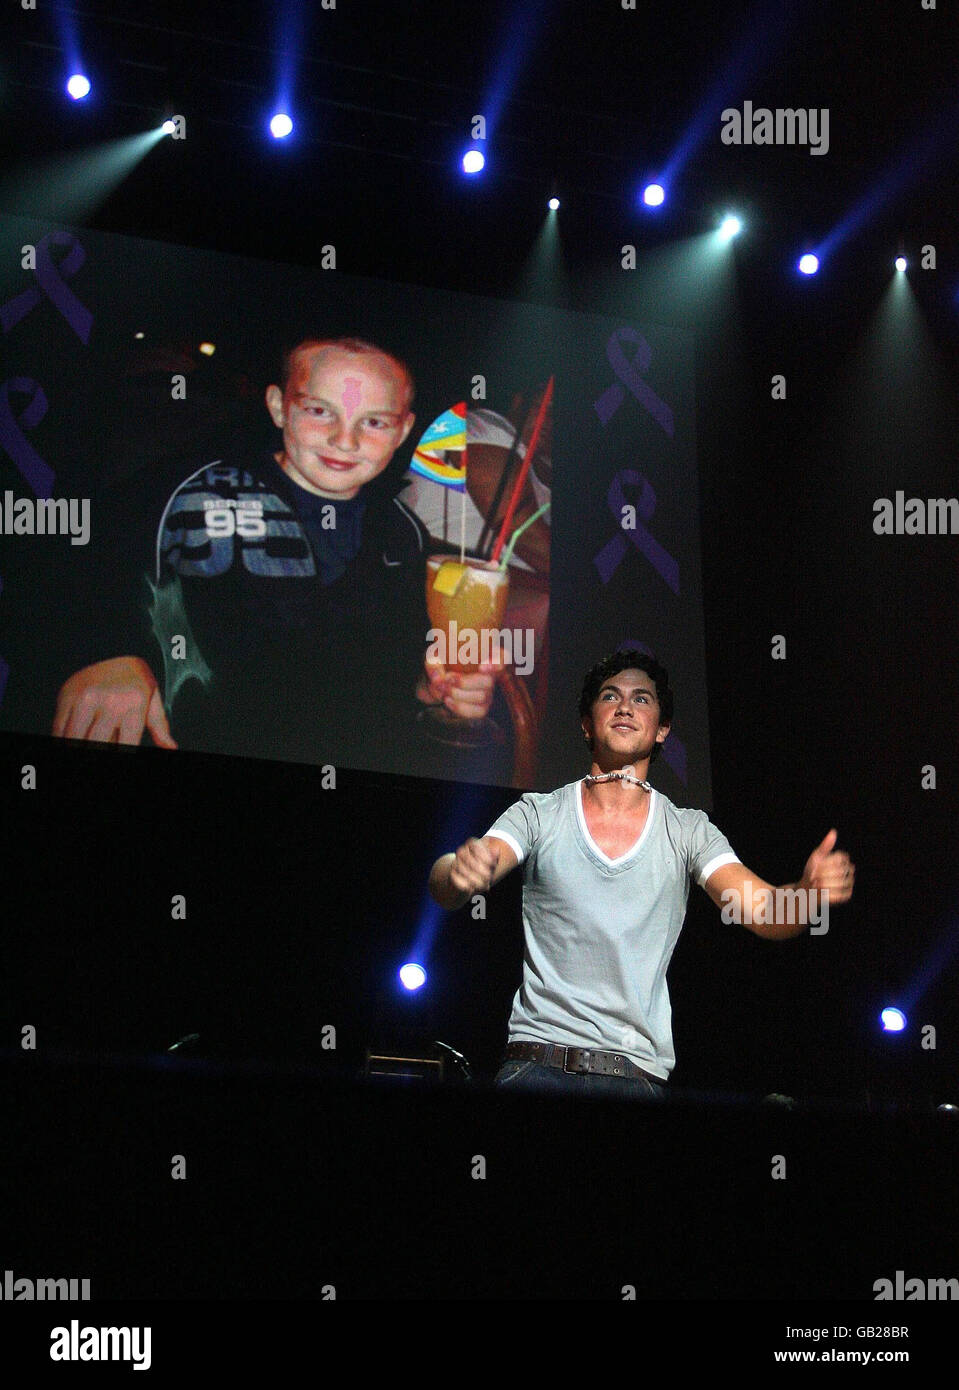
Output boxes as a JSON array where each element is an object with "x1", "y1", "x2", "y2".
[{"x1": 0, "y1": 0, "x2": 958, "y2": 1314}]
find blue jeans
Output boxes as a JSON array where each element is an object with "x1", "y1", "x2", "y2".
[{"x1": 494, "y1": 1058, "x2": 665, "y2": 1100}]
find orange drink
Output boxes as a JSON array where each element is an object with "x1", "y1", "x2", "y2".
[{"x1": 425, "y1": 555, "x2": 510, "y2": 673}]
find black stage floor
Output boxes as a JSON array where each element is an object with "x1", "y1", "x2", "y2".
[{"x1": 4, "y1": 1051, "x2": 958, "y2": 1302}]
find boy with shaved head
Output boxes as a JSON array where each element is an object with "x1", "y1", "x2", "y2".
[{"x1": 52, "y1": 338, "x2": 497, "y2": 771}]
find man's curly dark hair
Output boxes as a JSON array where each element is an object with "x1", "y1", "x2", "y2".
[{"x1": 578, "y1": 650, "x2": 673, "y2": 760}]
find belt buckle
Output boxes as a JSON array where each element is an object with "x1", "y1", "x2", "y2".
[{"x1": 563, "y1": 1047, "x2": 588, "y2": 1075}]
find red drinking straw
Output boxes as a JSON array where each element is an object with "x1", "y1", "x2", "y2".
[{"x1": 491, "y1": 376, "x2": 554, "y2": 564}]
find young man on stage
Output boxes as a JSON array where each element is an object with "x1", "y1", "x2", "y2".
[{"x1": 429, "y1": 650, "x2": 855, "y2": 1096}]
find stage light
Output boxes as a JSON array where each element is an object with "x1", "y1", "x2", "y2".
[
  {"x1": 269, "y1": 113, "x2": 293, "y2": 139},
  {"x1": 462, "y1": 148, "x2": 485, "y2": 174},
  {"x1": 548, "y1": 196, "x2": 560, "y2": 211},
  {"x1": 895, "y1": 256, "x2": 907, "y2": 273},
  {"x1": 399, "y1": 963, "x2": 427, "y2": 991},
  {"x1": 161, "y1": 119, "x2": 176, "y2": 136},
  {"x1": 719, "y1": 215, "x2": 743, "y2": 241},
  {"x1": 880, "y1": 1007, "x2": 906, "y2": 1032},
  {"x1": 198, "y1": 342, "x2": 215, "y2": 356},
  {"x1": 66, "y1": 74, "x2": 91, "y2": 101},
  {"x1": 798, "y1": 253, "x2": 819, "y2": 276},
  {"x1": 134, "y1": 331, "x2": 145, "y2": 340},
  {"x1": 643, "y1": 183, "x2": 665, "y2": 208}
]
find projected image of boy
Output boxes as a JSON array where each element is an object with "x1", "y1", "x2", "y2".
[{"x1": 51, "y1": 338, "x2": 497, "y2": 768}]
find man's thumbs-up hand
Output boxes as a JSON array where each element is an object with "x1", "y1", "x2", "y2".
[{"x1": 800, "y1": 829, "x2": 855, "y2": 905}]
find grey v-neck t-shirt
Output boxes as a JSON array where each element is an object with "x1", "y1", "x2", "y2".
[{"x1": 485, "y1": 780, "x2": 738, "y2": 1079}]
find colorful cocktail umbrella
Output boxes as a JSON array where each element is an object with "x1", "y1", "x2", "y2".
[{"x1": 410, "y1": 401, "x2": 468, "y2": 560}]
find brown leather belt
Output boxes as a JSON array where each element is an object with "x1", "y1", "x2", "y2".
[{"x1": 505, "y1": 1040, "x2": 665, "y2": 1085}]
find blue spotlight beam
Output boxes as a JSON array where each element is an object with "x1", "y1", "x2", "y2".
[
  {"x1": 661, "y1": 0, "x2": 809, "y2": 189},
  {"x1": 53, "y1": 5, "x2": 83, "y2": 84},
  {"x1": 273, "y1": 0, "x2": 308, "y2": 118},
  {"x1": 408, "y1": 784, "x2": 492, "y2": 964},
  {"x1": 817, "y1": 94, "x2": 959, "y2": 263},
  {"x1": 479, "y1": 0, "x2": 552, "y2": 138},
  {"x1": 897, "y1": 915, "x2": 959, "y2": 1019}
]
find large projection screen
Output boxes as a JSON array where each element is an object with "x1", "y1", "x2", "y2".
[{"x1": 0, "y1": 213, "x2": 712, "y2": 804}]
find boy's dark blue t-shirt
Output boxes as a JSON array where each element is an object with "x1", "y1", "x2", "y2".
[{"x1": 292, "y1": 486, "x2": 366, "y2": 587}]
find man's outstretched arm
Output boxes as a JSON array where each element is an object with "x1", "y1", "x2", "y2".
[
  {"x1": 429, "y1": 835, "x2": 519, "y2": 911},
  {"x1": 703, "y1": 829, "x2": 855, "y2": 940}
]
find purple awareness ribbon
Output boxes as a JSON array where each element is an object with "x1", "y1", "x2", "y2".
[
  {"x1": 0, "y1": 378, "x2": 53, "y2": 711},
  {"x1": 0, "y1": 231, "x2": 93, "y2": 344},
  {"x1": 0, "y1": 378, "x2": 54, "y2": 497},
  {"x1": 593, "y1": 328, "x2": 674, "y2": 436},
  {"x1": 593, "y1": 469, "x2": 679, "y2": 592}
]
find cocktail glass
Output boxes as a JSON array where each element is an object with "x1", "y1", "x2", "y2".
[{"x1": 423, "y1": 554, "x2": 510, "y2": 746}]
